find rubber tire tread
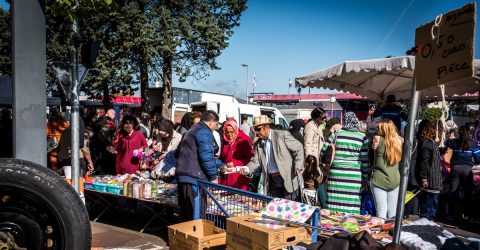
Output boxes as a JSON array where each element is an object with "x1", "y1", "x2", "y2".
[{"x1": 0, "y1": 158, "x2": 91, "y2": 250}]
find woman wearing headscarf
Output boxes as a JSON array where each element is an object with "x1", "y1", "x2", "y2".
[
  {"x1": 219, "y1": 120, "x2": 254, "y2": 190},
  {"x1": 114, "y1": 114, "x2": 148, "y2": 174},
  {"x1": 289, "y1": 119, "x2": 305, "y2": 144},
  {"x1": 176, "y1": 112, "x2": 193, "y2": 135},
  {"x1": 320, "y1": 112, "x2": 369, "y2": 214}
]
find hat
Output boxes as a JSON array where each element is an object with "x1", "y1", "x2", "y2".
[
  {"x1": 253, "y1": 115, "x2": 272, "y2": 127},
  {"x1": 226, "y1": 112, "x2": 235, "y2": 119}
]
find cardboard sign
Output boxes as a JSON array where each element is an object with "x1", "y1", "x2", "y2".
[{"x1": 415, "y1": 2, "x2": 476, "y2": 91}]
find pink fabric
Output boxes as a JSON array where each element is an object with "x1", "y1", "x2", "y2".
[
  {"x1": 223, "y1": 120, "x2": 239, "y2": 143},
  {"x1": 219, "y1": 130, "x2": 253, "y2": 190},
  {"x1": 114, "y1": 130, "x2": 148, "y2": 174}
]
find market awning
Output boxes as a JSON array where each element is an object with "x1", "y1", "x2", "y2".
[
  {"x1": 295, "y1": 56, "x2": 480, "y2": 101},
  {"x1": 80, "y1": 95, "x2": 142, "y2": 108}
]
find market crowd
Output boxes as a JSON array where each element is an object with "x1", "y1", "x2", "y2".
[{"x1": 40, "y1": 94, "x2": 480, "y2": 223}]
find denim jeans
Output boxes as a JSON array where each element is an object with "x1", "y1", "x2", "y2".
[
  {"x1": 420, "y1": 192, "x2": 439, "y2": 220},
  {"x1": 317, "y1": 182, "x2": 327, "y2": 208},
  {"x1": 448, "y1": 165, "x2": 474, "y2": 218},
  {"x1": 370, "y1": 183, "x2": 399, "y2": 219}
]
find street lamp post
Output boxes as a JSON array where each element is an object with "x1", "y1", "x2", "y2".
[
  {"x1": 233, "y1": 80, "x2": 238, "y2": 97},
  {"x1": 241, "y1": 64, "x2": 248, "y2": 104},
  {"x1": 329, "y1": 96, "x2": 336, "y2": 118}
]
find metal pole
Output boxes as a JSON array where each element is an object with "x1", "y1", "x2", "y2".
[
  {"x1": 246, "y1": 66, "x2": 249, "y2": 104},
  {"x1": 12, "y1": 0, "x2": 47, "y2": 166},
  {"x1": 234, "y1": 80, "x2": 237, "y2": 97},
  {"x1": 331, "y1": 102, "x2": 333, "y2": 118},
  {"x1": 70, "y1": 20, "x2": 80, "y2": 193},
  {"x1": 393, "y1": 76, "x2": 420, "y2": 243}
]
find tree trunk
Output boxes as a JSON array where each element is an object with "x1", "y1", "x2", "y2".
[
  {"x1": 138, "y1": 0, "x2": 150, "y2": 114},
  {"x1": 140, "y1": 47, "x2": 150, "y2": 114},
  {"x1": 102, "y1": 82, "x2": 111, "y2": 108},
  {"x1": 161, "y1": 53, "x2": 172, "y2": 119}
]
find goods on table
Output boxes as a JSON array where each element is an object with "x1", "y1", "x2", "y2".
[
  {"x1": 86, "y1": 174, "x2": 177, "y2": 204},
  {"x1": 205, "y1": 192, "x2": 267, "y2": 217},
  {"x1": 319, "y1": 209, "x2": 398, "y2": 240}
]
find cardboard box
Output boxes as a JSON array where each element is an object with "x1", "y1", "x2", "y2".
[
  {"x1": 226, "y1": 215, "x2": 311, "y2": 250},
  {"x1": 168, "y1": 220, "x2": 226, "y2": 250}
]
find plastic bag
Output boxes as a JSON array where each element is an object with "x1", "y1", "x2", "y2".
[{"x1": 360, "y1": 189, "x2": 376, "y2": 216}]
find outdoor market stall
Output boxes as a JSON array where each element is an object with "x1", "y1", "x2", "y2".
[
  {"x1": 83, "y1": 173, "x2": 178, "y2": 233},
  {"x1": 296, "y1": 2, "x2": 479, "y2": 247}
]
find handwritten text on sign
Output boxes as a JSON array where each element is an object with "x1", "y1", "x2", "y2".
[{"x1": 415, "y1": 2, "x2": 475, "y2": 91}]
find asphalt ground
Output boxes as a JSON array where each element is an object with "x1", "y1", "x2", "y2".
[
  {"x1": 87, "y1": 195, "x2": 480, "y2": 249},
  {"x1": 91, "y1": 222, "x2": 168, "y2": 250}
]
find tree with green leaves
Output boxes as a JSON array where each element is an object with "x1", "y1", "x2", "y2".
[
  {"x1": 45, "y1": 0, "x2": 139, "y2": 107},
  {"x1": 2, "y1": 0, "x2": 248, "y2": 118},
  {"x1": 130, "y1": 0, "x2": 248, "y2": 117}
]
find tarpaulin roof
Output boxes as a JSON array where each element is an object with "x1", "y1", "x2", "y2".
[{"x1": 296, "y1": 56, "x2": 480, "y2": 101}]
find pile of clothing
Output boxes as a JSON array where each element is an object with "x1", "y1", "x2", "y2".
[{"x1": 400, "y1": 218, "x2": 479, "y2": 250}]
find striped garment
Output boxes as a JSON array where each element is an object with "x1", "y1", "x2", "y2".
[{"x1": 321, "y1": 129, "x2": 369, "y2": 214}]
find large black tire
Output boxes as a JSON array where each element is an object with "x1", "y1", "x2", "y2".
[{"x1": 0, "y1": 158, "x2": 91, "y2": 250}]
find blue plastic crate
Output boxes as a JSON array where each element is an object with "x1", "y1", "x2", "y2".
[
  {"x1": 84, "y1": 182, "x2": 94, "y2": 190},
  {"x1": 106, "y1": 184, "x2": 123, "y2": 195},
  {"x1": 92, "y1": 183, "x2": 108, "y2": 192}
]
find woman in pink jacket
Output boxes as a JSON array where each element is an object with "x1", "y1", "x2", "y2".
[
  {"x1": 219, "y1": 120, "x2": 254, "y2": 190},
  {"x1": 114, "y1": 114, "x2": 148, "y2": 174}
]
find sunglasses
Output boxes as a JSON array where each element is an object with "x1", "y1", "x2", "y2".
[
  {"x1": 321, "y1": 116, "x2": 327, "y2": 120},
  {"x1": 254, "y1": 126, "x2": 264, "y2": 132}
]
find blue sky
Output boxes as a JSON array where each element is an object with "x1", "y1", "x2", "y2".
[
  {"x1": 185, "y1": 0, "x2": 480, "y2": 98},
  {"x1": 2, "y1": 1, "x2": 479, "y2": 98}
]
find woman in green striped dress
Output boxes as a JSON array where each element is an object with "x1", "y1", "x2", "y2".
[{"x1": 321, "y1": 112, "x2": 369, "y2": 214}]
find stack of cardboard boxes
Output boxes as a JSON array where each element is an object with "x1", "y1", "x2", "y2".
[
  {"x1": 168, "y1": 215, "x2": 312, "y2": 250},
  {"x1": 226, "y1": 215, "x2": 311, "y2": 250}
]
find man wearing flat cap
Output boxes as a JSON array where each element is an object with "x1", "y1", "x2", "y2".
[{"x1": 245, "y1": 115, "x2": 304, "y2": 200}]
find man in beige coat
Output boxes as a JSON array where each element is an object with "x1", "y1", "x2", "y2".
[
  {"x1": 246, "y1": 115, "x2": 304, "y2": 200},
  {"x1": 304, "y1": 107, "x2": 327, "y2": 161}
]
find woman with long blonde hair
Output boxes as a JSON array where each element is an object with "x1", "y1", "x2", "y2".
[{"x1": 370, "y1": 119, "x2": 402, "y2": 218}]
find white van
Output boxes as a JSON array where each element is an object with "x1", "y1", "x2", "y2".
[
  {"x1": 280, "y1": 109, "x2": 312, "y2": 123},
  {"x1": 190, "y1": 101, "x2": 289, "y2": 130},
  {"x1": 170, "y1": 103, "x2": 191, "y2": 124}
]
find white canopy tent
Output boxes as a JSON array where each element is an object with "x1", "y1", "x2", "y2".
[
  {"x1": 295, "y1": 55, "x2": 480, "y2": 243},
  {"x1": 295, "y1": 56, "x2": 480, "y2": 101}
]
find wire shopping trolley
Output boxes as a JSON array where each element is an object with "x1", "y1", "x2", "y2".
[{"x1": 194, "y1": 180, "x2": 320, "y2": 243}]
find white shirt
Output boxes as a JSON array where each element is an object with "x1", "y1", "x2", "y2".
[{"x1": 263, "y1": 130, "x2": 279, "y2": 174}]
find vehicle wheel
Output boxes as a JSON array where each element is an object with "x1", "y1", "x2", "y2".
[{"x1": 0, "y1": 158, "x2": 91, "y2": 250}]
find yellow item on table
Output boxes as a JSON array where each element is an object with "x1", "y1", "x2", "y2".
[{"x1": 405, "y1": 188, "x2": 423, "y2": 204}]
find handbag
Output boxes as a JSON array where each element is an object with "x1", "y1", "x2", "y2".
[
  {"x1": 320, "y1": 133, "x2": 337, "y2": 179},
  {"x1": 47, "y1": 136, "x2": 58, "y2": 153},
  {"x1": 321, "y1": 133, "x2": 337, "y2": 166},
  {"x1": 301, "y1": 188, "x2": 317, "y2": 206}
]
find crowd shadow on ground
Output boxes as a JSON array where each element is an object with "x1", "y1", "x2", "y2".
[{"x1": 86, "y1": 196, "x2": 181, "y2": 244}]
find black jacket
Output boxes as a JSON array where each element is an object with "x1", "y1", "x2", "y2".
[{"x1": 415, "y1": 139, "x2": 442, "y2": 192}]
